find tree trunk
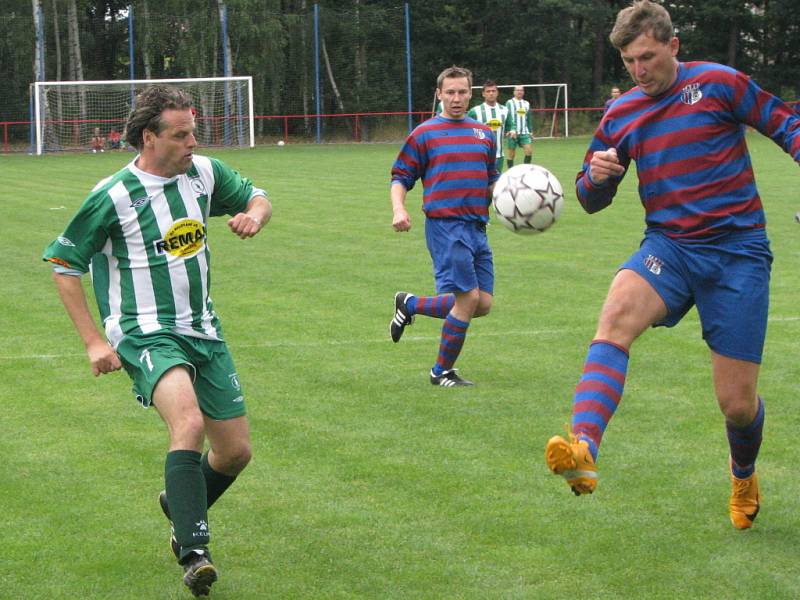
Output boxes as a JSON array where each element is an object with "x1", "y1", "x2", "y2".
[
  {"x1": 726, "y1": 23, "x2": 739, "y2": 67},
  {"x1": 66, "y1": 0, "x2": 87, "y2": 145},
  {"x1": 321, "y1": 37, "x2": 345, "y2": 112},
  {"x1": 51, "y1": 0, "x2": 64, "y2": 138},
  {"x1": 141, "y1": 0, "x2": 153, "y2": 79},
  {"x1": 301, "y1": 0, "x2": 310, "y2": 133},
  {"x1": 32, "y1": 0, "x2": 43, "y2": 81}
]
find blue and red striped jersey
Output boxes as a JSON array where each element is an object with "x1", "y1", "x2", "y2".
[
  {"x1": 391, "y1": 115, "x2": 499, "y2": 221},
  {"x1": 576, "y1": 61, "x2": 800, "y2": 240}
]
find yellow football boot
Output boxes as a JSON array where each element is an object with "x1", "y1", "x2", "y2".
[
  {"x1": 729, "y1": 471, "x2": 760, "y2": 530},
  {"x1": 545, "y1": 433, "x2": 597, "y2": 495}
]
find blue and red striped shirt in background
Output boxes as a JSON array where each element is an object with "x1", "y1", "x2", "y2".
[
  {"x1": 391, "y1": 116, "x2": 499, "y2": 222},
  {"x1": 577, "y1": 61, "x2": 800, "y2": 240}
]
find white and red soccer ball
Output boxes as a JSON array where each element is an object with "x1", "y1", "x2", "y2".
[{"x1": 492, "y1": 164, "x2": 564, "y2": 234}]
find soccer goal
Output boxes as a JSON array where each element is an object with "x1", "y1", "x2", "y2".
[
  {"x1": 31, "y1": 76, "x2": 254, "y2": 155},
  {"x1": 458, "y1": 82, "x2": 569, "y2": 138}
]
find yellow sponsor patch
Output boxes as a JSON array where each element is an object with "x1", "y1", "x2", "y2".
[
  {"x1": 154, "y1": 218, "x2": 206, "y2": 258},
  {"x1": 487, "y1": 118, "x2": 501, "y2": 130}
]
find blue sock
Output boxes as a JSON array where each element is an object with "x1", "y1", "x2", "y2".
[
  {"x1": 432, "y1": 313, "x2": 470, "y2": 376},
  {"x1": 727, "y1": 397, "x2": 764, "y2": 479},
  {"x1": 572, "y1": 340, "x2": 629, "y2": 462}
]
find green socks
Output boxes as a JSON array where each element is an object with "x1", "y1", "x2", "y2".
[
  {"x1": 165, "y1": 450, "x2": 209, "y2": 561},
  {"x1": 201, "y1": 452, "x2": 237, "y2": 509}
]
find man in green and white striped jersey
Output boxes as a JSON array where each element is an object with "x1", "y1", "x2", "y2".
[
  {"x1": 43, "y1": 86, "x2": 272, "y2": 597},
  {"x1": 505, "y1": 85, "x2": 534, "y2": 168},
  {"x1": 468, "y1": 80, "x2": 513, "y2": 172}
]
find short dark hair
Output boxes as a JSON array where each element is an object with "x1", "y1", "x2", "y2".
[
  {"x1": 483, "y1": 80, "x2": 498, "y2": 89},
  {"x1": 436, "y1": 66, "x2": 473, "y2": 90},
  {"x1": 609, "y1": 0, "x2": 673, "y2": 50},
  {"x1": 125, "y1": 86, "x2": 193, "y2": 150}
]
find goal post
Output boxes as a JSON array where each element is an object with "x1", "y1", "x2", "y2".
[
  {"x1": 459, "y1": 82, "x2": 569, "y2": 138},
  {"x1": 32, "y1": 76, "x2": 254, "y2": 155}
]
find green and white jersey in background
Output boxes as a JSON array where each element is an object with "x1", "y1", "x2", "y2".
[
  {"x1": 468, "y1": 102, "x2": 510, "y2": 158},
  {"x1": 42, "y1": 156, "x2": 265, "y2": 346},
  {"x1": 505, "y1": 97, "x2": 532, "y2": 136}
]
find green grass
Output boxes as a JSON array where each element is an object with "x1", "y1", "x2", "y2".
[{"x1": 1, "y1": 136, "x2": 799, "y2": 599}]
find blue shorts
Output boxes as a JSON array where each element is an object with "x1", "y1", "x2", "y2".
[
  {"x1": 425, "y1": 218, "x2": 494, "y2": 295},
  {"x1": 622, "y1": 229, "x2": 772, "y2": 363}
]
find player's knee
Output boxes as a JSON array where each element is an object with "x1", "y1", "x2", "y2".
[
  {"x1": 171, "y1": 411, "x2": 206, "y2": 449},
  {"x1": 719, "y1": 396, "x2": 759, "y2": 427},
  {"x1": 221, "y1": 442, "x2": 252, "y2": 475},
  {"x1": 474, "y1": 297, "x2": 492, "y2": 317}
]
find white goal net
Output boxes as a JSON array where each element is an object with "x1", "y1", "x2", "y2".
[{"x1": 32, "y1": 76, "x2": 254, "y2": 155}]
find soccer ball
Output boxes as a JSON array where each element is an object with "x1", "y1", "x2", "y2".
[
  {"x1": 277, "y1": 140, "x2": 285, "y2": 146},
  {"x1": 492, "y1": 164, "x2": 564, "y2": 234}
]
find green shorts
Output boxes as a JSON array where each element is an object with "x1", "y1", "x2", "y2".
[
  {"x1": 508, "y1": 134, "x2": 533, "y2": 149},
  {"x1": 116, "y1": 330, "x2": 246, "y2": 420}
]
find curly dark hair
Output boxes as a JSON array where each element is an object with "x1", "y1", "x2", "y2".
[{"x1": 125, "y1": 86, "x2": 193, "y2": 150}]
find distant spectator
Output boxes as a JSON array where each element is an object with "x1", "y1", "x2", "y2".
[
  {"x1": 603, "y1": 85, "x2": 622, "y2": 112},
  {"x1": 90, "y1": 127, "x2": 105, "y2": 153},
  {"x1": 107, "y1": 128, "x2": 121, "y2": 150}
]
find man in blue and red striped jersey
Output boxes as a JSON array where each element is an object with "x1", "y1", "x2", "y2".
[
  {"x1": 545, "y1": 0, "x2": 800, "y2": 529},
  {"x1": 389, "y1": 65, "x2": 500, "y2": 387}
]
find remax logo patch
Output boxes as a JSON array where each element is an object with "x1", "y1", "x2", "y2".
[{"x1": 153, "y1": 218, "x2": 206, "y2": 258}]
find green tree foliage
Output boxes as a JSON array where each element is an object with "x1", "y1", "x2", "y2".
[{"x1": 2, "y1": 0, "x2": 799, "y2": 141}]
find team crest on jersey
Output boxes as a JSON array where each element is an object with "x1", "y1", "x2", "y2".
[
  {"x1": 681, "y1": 83, "x2": 703, "y2": 105},
  {"x1": 189, "y1": 177, "x2": 207, "y2": 195},
  {"x1": 473, "y1": 128, "x2": 486, "y2": 140},
  {"x1": 487, "y1": 118, "x2": 501, "y2": 131},
  {"x1": 57, "y1": 236, "x2": 75, "y2": 247},
  {"x1": 153, "y1": 218, "x2": 206, "y2": 258},
  {"x1": 644, "y1": 254, "x2": 663, "y2": 275},
  {"x1": 130, "y1": 195, "x2": 152, "y2": 209}
]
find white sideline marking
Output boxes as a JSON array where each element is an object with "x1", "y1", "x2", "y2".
[{"x1": 3, "y1": 315, "x2": 800, "y2": 361}]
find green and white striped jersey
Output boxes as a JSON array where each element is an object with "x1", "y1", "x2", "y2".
[
  {"x1": 505, "y1": 98, "x2": 532, "y2": 135},
  {"x1": 468, "y1": 102, "x2": 511, "y2": 158},
  {"x1": 43, "y1": 155, "x2": 265, "y2": 346}
]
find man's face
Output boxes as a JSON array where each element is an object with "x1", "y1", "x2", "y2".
[
  {"x1": 611, "y1": 87, "x2": 621, "y2": 99},
  {"x1": 514, "y1": 86, "x2": 524, "y2": 99},
  {"x1": 620, "y1": 32, "x2": 679, "y2": 97},
  {"x1": 142, "y1": 108, "x2": 197, "y2": 178},
  {"x1": 482, "y1": 86, "x2": 499, "y2": 105},
  {"x1": 437, "y1": 77, "x2": 472, "y2": 119}
]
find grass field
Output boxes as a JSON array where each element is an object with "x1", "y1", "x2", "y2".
[{"x1": 2, "y1": 135, "x2": 799, "y2": 599}]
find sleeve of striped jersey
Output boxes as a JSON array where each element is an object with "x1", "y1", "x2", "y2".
[
  {"x1": 390, "y1": 134, "x2": 421, "y2": 191},
  {"x1": 575, "y1": 127, "x2": 630, "y2": 214},
  {"x1": 504, "y1": 102, "x2": 516, "y2": 132},
  {"x1": 731, "y1": 71, "x2": 800, "y2": 162},
  {"x1": 41, "y1": 189, "x2": 113, "y2": 273},
  {"x1": 208, "y1": 158, "x2": 257, "y2": 217}
]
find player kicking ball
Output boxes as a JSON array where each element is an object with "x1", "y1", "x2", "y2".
[{"x1": 545, "y1": 0, "x2": 800, "y2": 529}]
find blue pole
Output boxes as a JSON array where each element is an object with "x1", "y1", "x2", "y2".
[
  {"x1": 314, "y1": 3, "x2": 321, "y2": 144},
  {"x1": 404, "y1": 3, "x2": 413, "y2": 133},
  {"x1": 221, "y1": 3, "x2": 232, "y2": 145},
  {"x1": 128, "y1": 6, "x2": 135, "y2": 80}
]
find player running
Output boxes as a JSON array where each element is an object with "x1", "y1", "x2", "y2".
[
  {"x1": 545, "y1": 0, "x2": 800, "y2": 529},
  {"x1": 389, "y1": 66, "x2": 499, "y2": 387},
  {"x1": 43, "y1": 85, "x2": 272, "y2": 595}
]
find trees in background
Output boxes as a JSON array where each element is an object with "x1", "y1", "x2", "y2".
[{"x1": 2, "y1": 0, "x2": 798, "y2": 137}]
